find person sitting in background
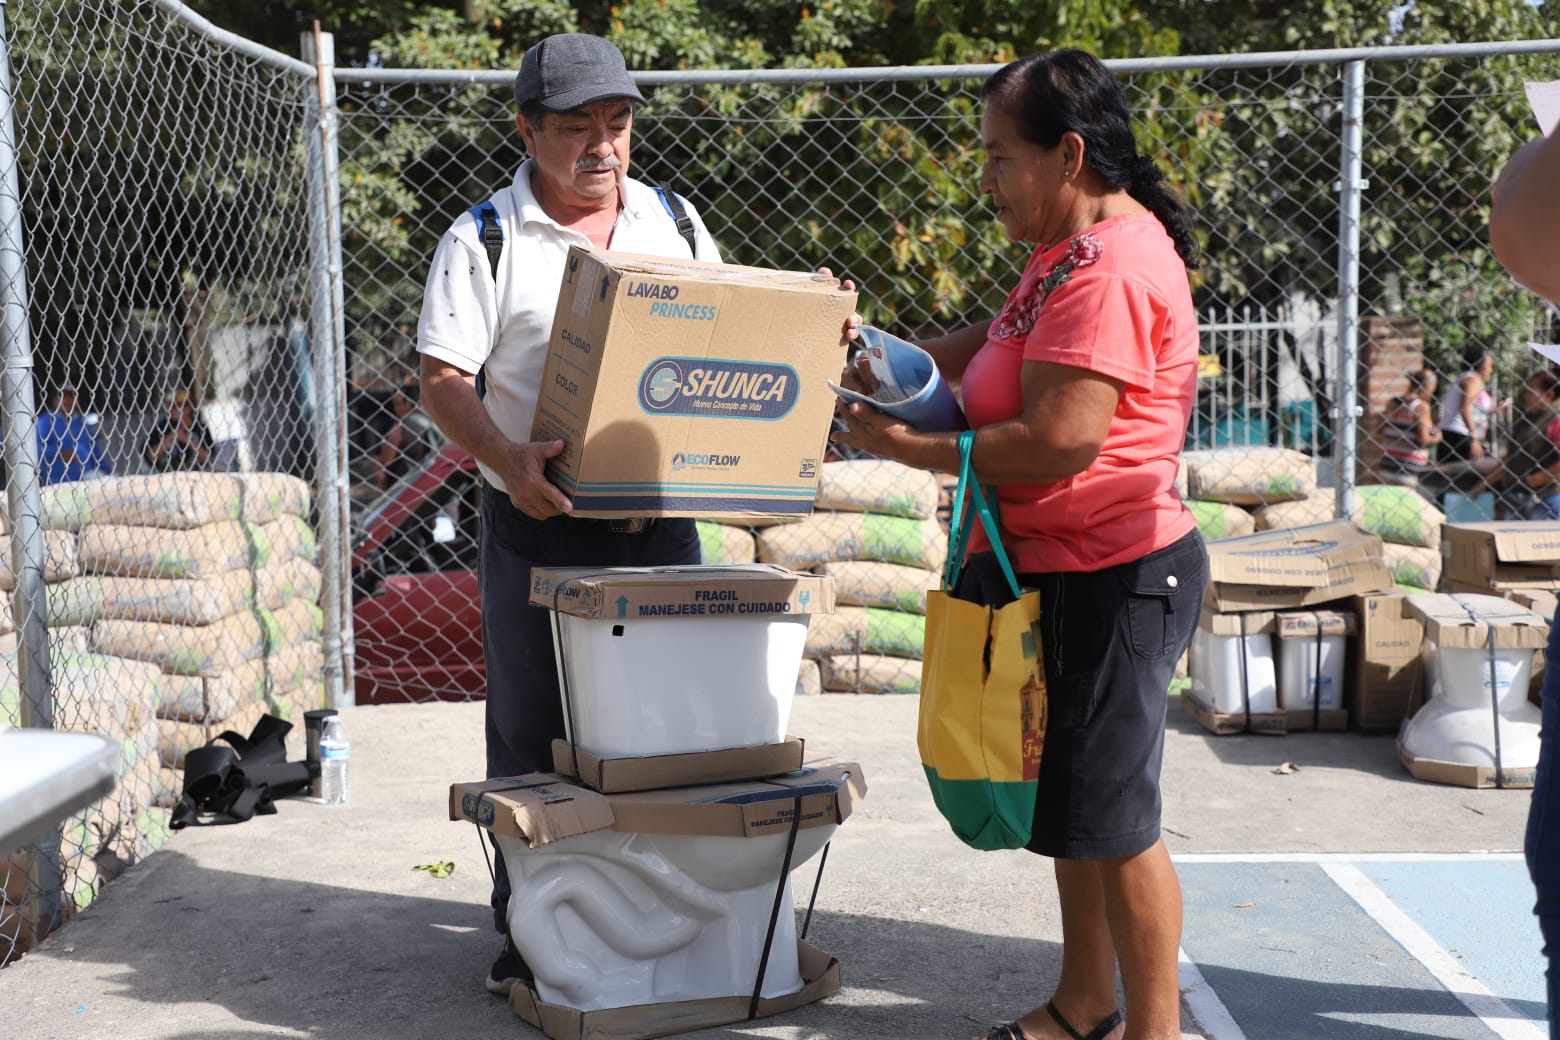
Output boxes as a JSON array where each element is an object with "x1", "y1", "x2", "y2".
[
  {"x1": 1500, "y1": 368, "x2": 1560, "y2": 520},
  {"x1": 373, "y1": 385, "x2": 434, "y2": 492},
  {"x1": 37, "y1": 384, "x2": 110, "y2": 485},
  {"x1": 143, "y1": 389, "x2": 213, "y2": 472},
  {"x1": 1378, "y1": 369, "x2": 1441, "y2": 484}
]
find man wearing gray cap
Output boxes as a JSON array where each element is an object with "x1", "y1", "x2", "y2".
[{"x1": 415, "y1": 33, "x2": 721, "y2": 997}]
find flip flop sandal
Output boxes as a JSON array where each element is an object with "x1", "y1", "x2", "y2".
[
  {"x1": 1046, "y1": 1000, "x2": 1124, "y2": 1040},
  {"x1": 976, "y1": 1026, "x2": 1025, "y2": 1040}
]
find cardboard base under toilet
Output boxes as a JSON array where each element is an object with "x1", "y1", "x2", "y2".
[{"x1": 508, "y1": 939, "x2": 840, "y2": 1040}]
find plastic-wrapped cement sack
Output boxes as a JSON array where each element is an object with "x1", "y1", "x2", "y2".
[
  {"x1": 820, "y1": 653, "x2": 922, "y2": 694},
  {"x1": 1254, "y1": 484, "x2": 1442, "y2": 550},
  {"x1": 94, "y1": 610, "x2": 267, "y2": 676},
  {"x1": 804, "y1": 605, "x2": 926, "y2": 659},
  {"x1": 757, "y1": 513, "x2": 947, "y2": 571},
  {"x1": 815, "y1": 459, "x2": 940, "y2": 519},
  {"x1": 45, "y1": 578, "x2": 104, "y2": 627},
  {"x1": 267, "y1": 641, "x2": 323, "y2": 695},
  {"x1": 259, "y1": 600, "x2": 325, "y2": 654},
  {"x1": 0, "y1": 651, "x2": 161, "y2": 734},
  {"x1": 156, "y1": 659, "x2": 267, "y2": 723},
  {"x1": 0, "y1": 530, "x2": 79, "y2": 588},
  {"x1": 815, "y1": 560, "x2": 936, "y2": 614},
  {"x1": 40, "y1": 473, "x2": 243, "y2": 531},
  {"x1": 246, "y1": 516, "x2": 318, "y2": 568},
  {"x1": 1384, "y1": 542, "x2": 1440, "y2": 591},
  {"x1": 99, "y1": 571, "x2": 256, "y2": 625},
  {"x1": 78, "y1": 521, "x2": 250, "y2": 580},
  {"x1": 234, "y1": 473, "x2": 311, "y2": 523},
  {"x1": 795, "y1": 658, "x2": 823, "y2": 697},
  {"x1": 1186, "y1": 500, "x2": 1256, "y2": 541},
  {"x1": 695, "y1": 521, "x2": 758, "y2": 564},
  {"x1": 254, "y1": 558, "x2": 322, "y2": 612},
  {"x1": 1182, "y1": 447, "x2": 1315, "y2": 504}
]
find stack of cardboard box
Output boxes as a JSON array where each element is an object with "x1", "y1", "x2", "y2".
[
  {"x1": 449, "y1": 565, "x2": 863, "y2": 1038},
  {"x1": 1186, "y1": 519, "x2": 1395, "y2": 734}
]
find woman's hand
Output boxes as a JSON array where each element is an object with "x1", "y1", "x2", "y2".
[
  {"x1": 831, "y1": 400, "x2": 916, "y2": 465},
  {"x1": 838, "y1": 351, "x2": 881, "y2": 396},
  {"x1": 816, "y1": 267, "x2": 862, "y2": 346}
]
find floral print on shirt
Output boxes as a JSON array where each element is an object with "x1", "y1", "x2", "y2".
[{"x1": 990, "y1": 232, "x2": 1104, "y2": 341}]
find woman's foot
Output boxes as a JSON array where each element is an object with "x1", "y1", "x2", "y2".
[{"x1": 971, "y1": 1001, "x2": 1124, "y2": 1040}]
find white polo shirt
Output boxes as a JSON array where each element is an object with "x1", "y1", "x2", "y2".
[{"x1": 416, "y1": 159, "x2": 722, "y2": 493}]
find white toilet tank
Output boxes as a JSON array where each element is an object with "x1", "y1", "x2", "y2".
[
  {"x1": 1274, "y1": 609, "x2": 1355, "y2": 711},
  {"x1": 531, "y1": 564, "x2": 836, "y2": 758},
  {"x1": 1191, "y1": 610, "x2": 1277, "y2": 715}
]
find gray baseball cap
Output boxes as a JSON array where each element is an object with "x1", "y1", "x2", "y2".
[{"x1": 513, "y1": 34, "x2": 646, "y2": 113}]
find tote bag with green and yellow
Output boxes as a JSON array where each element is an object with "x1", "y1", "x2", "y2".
[{"x1": 918, "y1": 429, "x2": 1047, "y2": 851}]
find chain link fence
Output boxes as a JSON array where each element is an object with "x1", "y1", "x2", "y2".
[
  {"x1": 3, "y1": 0, "x2": 1559, "y2": 969},
  {"x1": 1, "y1": 0, "x2": 334, "y2": 966},
  {"x1": 336, "y1": 43, "x2": 1559, "y2": 703}
]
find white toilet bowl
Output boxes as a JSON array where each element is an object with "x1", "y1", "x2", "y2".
[{"x1": 497, "y1": 821, "x2": 836, "y2": 1011}]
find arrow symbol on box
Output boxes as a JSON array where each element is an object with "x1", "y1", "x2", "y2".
[{"x1": 616, "y1": 595, "x2": 629, "y2": 617}]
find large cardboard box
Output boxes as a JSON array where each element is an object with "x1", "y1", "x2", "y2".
[
  {"x1": 1443, "y1": 522, "x2": 1560, "y2": 590},
  {"x1": 531, "y1": 246, "x2": 858, "y2": 518},
  {"x1": 1350, "y1": 590, "x2": 1426, "y2": 731},
  {"x1": 1204, "y1": 520, "x2": 1394, "y2": 611}
]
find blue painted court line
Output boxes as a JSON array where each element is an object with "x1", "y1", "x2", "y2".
[
  {"x1": 1358, "y1": 860, "x2": 1546, "y2": 1027},
  {"x1": 1177, "y1": 859, "x2": 1532, "y2": 1039}
]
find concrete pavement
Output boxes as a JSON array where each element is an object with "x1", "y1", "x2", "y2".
[{"x1": 0, "y1": 693, "x2": 1537, "y2": 1039}]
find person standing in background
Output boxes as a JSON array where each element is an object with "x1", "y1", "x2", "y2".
[
  {"x1": 1493, "y1": 123, "x2": 1560, "y2": 1040},
  {"x1": 37, "y1": 384, "x2": 110, "y2": 485},
  {"x1": 1499, "y1": 367, "x2": 1560, "y2": 520},
  {"x1": 1438, "y1": 346, "x2": 1507, "y2": 465}
]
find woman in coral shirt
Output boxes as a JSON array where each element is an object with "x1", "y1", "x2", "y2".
[{"x1": 835, "y1": 49, "x2": 1207, "y2": 1040}]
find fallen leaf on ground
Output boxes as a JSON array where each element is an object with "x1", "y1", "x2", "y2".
[
  {"x1": 1233, "y1": 901, "x2": 1256, "y2": 908},
  {"x1": 1272, "y1": 761, "x2": 1299, "y2": 774},
  {"x1": 413, "y1": 860, "x2": 455, "y2": 879}
]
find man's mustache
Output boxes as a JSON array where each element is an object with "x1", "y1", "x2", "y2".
[{"x1": 575, "y1": 156, "x2": 622, "y2": 172}]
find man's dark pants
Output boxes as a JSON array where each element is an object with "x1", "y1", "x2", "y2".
[{"x1": 478, "y1": 485, "x2": 701, "y2": 933}]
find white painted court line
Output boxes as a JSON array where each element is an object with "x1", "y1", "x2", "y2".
[
  {"x1": 1179, "y1": 946, "x2": 1246, "y2": 1040},
  {"x1": 1174, "y1": 851, "x2": 1522, "y2": 864},
  {"x1": 1323, "y1": 862, "x2": 1544, "y2": 1040}
]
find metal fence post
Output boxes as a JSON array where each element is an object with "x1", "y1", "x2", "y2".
[
  {"x1": 1334, "y1": 59, "x2": 1367, "y2": 515},
  {"x1": 0, "y1": 0, "x2": 61, "y2": 944},
  {"x1": 302, "y1": 27, "x2": 354, "y2": 709}
]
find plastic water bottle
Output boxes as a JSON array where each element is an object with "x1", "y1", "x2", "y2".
[{"x1": 319, "y1": 716, "x2": 350, "y2": 805}]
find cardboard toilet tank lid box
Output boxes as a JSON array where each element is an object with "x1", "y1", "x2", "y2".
[
  {"x1": 529, "y1": 563, "x2": 836, "y2": 618},
  {"x1": 1274, "y1": 609, "x2": 1356, "y2": 638},
  {"x1": 1206, "y1": 520, "x2": 1384, "y2": 586},
  {"x1": 1404, "y1": 592, "x2": 1549, "y2": 649},
  {"x1": 1198, "y1": 610, "x2": 1276, "y2": 636},
  {"x1": 1445, "y1": 521, "x2": 1560, "y2": 563},
  {"x1": 449, "y1": 760, "x2": 867, "y2": 849}
]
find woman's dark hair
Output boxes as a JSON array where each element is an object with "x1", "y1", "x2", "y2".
[
  {"x1": 1462, "y1": 345, "x2": 1493, "y2": 372},
  {"x1": 1405, "y1": 369, "x2": 1434, "y2": 395},
  {"x1": 982, "y1": 49, "x2": 1200, "y2": 268},
  {"x1": 1528, "y1": 367, "x2": 1560, "y2": 399}
]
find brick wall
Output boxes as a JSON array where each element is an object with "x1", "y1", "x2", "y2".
[{"x1": 1359, "y1": 315, "x2": 1425, "y2": 479}]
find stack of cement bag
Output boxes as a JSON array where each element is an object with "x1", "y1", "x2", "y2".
[
  {"x1": 707, "y1": 459, "x2": 947, "y2": 695},
  {"x1": 1179, "y1": 447, "x2": 1442, "y2": 591},
  {"x1": 0, "y1": 501, "x2": 165, "y2": 928},
  {"x1": 0, "y1": 472, "x2": 321, "y2": 946},
  {"x1": 40, "y1": 473, "x2": 324, "y2": 807}
]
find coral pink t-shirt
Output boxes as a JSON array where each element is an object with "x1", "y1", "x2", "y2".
[{"x1": 961, "y1": 213, "x2": 1198, "y2": 574}]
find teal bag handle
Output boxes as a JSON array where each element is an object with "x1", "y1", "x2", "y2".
[{"x1": 943, "y1": 429, "x2": 1022, "y2": 600}]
